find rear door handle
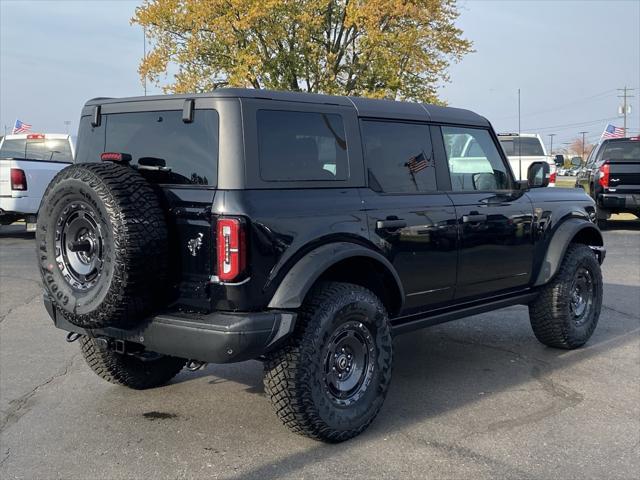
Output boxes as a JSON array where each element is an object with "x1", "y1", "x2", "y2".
[
  {"x1": 462, "y1": 214, "x2": 487, "y2": 223},
  {"x1": 376, "y1": 219, "x2": 407, "y2": 230}
]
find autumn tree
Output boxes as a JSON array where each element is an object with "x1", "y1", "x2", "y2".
[
  {"x1": 133, "y1": 0, "x2": 472, "y2": 103},
  {"x1": 569, "y1": 137, "x2": 594, "y2": 161}
]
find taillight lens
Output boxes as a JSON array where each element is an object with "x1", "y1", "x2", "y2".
[
  {"x1": 216, "y1": 217, "x2": 246, "y2": 282},
  {"x1": 10, "y1": 168, "x2": 27, "y2": 190},
  {"x1": 549, "y1": 170, "x2": 556, "y2": 185},
  {"x1": 598, "y1": 162, "x2": 610, "y2": 188}
]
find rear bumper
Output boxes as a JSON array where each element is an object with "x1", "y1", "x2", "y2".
[
  {"x1": 0, "y1": 196, "x2": 35, "y2": 216},
  {"x1": 598, "y1": 193, "x2": 640, "y2": 212},
  {"x1": 44, "y1": 296, "x2": 297, "y2": 364}
]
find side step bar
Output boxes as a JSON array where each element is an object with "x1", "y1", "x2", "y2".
[{"x1": 391, "y1": 291, "x2": 538, "y2": 336}]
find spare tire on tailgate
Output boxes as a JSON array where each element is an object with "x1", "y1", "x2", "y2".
[{"x1": 36, "y1": 162, "x2": 168, "y2": 329}]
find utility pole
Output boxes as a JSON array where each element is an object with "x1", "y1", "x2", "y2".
[
  {"x1": 617, "y1": 86, "x2": 635, "y2": 136},
  {"x1": 548, "y1": 133, "x2": 556, "y2": 156},
  {"x1": 143, "y1": 27, "x2": 147, "y2": 96},
  {"x1": 518, "y1": 88, "x2": 522, "y2": 179},
  {"x1": 579, "y1": 131, "x2": 588, "y2": 160}
]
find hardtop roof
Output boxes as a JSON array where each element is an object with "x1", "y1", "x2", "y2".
[{"x1": 84, "y1": 88, "x2": 489, "y2": 126}]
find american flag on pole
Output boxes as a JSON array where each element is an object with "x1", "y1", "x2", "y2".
[
  {"x1": 12, "y1": 119, "x2": 32, "y2": 134},
  {"x1": 405, "y1": 152, "x2": 429, "y2": 174},
  {"x1": 601, "y1": 124, "x2": 624, "y2": 139}
]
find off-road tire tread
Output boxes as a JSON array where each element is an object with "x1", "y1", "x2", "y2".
[
  {"x1": 80, "y1": 337, "x2": 185, "y2": 390},
  {"x1": 38, "y1": 163, "x2": 168, "y2": 329},
  {"x1": 529, "y1": 243, "x2": 602, "y2": 349},
  {"x1": 263, "y1": 281, "x2": 392, "y2": 442}
]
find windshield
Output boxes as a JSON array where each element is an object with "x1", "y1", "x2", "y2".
[
  {"x1": 601, "y1": 141, "x2": 640, "y2": 161},
  {"x1": 0, "y1": 138, "x2": 73, "y2": 162},
  {"x1": 499, "y1": 137, "x2": 545, "y2": 157}
]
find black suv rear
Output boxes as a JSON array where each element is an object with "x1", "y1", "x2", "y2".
[
  {"x1": 576, "y1": 136, "x2": 640, "y2": 227},
  {"x1": 39, "y1": 89, "x2": 605, "y2": 442}
]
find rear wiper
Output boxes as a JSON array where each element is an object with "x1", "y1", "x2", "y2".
[{"x1": 136, "y1": 157, "x2": 172, "y2": 172}]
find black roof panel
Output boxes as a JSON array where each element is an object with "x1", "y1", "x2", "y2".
[{"x1": 84, "y1": 88, "x2": 488, "y2": 126}]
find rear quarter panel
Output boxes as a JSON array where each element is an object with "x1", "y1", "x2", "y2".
[{"x1": 211, "y1": 188, "x2": 370, "y2": 311}]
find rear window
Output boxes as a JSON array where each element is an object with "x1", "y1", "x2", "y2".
[
  {"x1": 499, "y1": 137, "x2": 545, "y2": 157},
  {"x1": 0, "y1": 138, "x2": 73, "y2": 162},
  {"x1": 601, "y1": 140, "x2": 640, "y2": 161},
  {"x1": 257, "y1": 110, "x2": 348, "y2": 181},
  {"x1": 76, "y1": 110, "x2": 218, "y2": 186},
  {"x1": 361, "y1": 120, "x2": 436, "y2": 193}
]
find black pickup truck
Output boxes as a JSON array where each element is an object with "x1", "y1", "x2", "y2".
[
  {"x1": 576, "y1": 136, "x2": 640, "y2": 227},
  {"x1": 37, "y1": 89, "x2": 605, "y2": 442}
]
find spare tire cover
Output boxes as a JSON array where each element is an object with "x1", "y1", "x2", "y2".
[{"x1": 36, "y1": 162, "x2": 168, "y2": 329}]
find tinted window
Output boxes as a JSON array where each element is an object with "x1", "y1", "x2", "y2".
[
  {"x1": 499, "y1": 137, "x2": 545, "y2": 156},
  {"x1": 0, "y1": 138, "x2": 73, "y2": 162},
  {"x1": 361, "y1": 121, "x2": 436, "y2": 193},
  {"x1": 601, "y1": 140, "x2": 640, "y2": 161},
  {"x1": 76, "y1": 110, "x2": 218, "y2": 186},
  {"x1": 257, "y1": 110, "x2": 348, "y2": 181},
  {"x1": 443, "y1": 127, "x2": 510, "y2": 191}
]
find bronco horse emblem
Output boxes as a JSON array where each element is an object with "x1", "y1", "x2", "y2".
[{"x1": 187, "y1": 232, "x2": 204, "y2": 257}]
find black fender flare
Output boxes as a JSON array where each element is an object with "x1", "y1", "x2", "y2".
[
  {"x1": 267, "y1": 242, "x2": 405, "y2": 310},
  {"x1": 534, "y1": 218, "x2": 604, "y2": 286}
]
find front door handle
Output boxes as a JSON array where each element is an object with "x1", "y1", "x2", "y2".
[
  {"x1": 462, "y1": 214, "x2": 487, "y2": 223},
  {"x1": 376, "y1": 219, "x2": 407, "y2": 230}
]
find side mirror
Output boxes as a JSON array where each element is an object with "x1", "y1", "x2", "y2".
[
  {"x1": 527, "y1": 161, "x2": 550, "y2": 188},
  {"x1": 571, "y1": 157, "x2": 582, "y2": 167}
]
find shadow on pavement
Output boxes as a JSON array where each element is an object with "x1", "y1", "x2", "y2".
[
  {"x1": 168, "y1": 282, "x2": 639, "y2": 479},
  {"x1": 0, "y1": 225, "x2": 34, "y2": 239},
  {"x1": 601, "y1": 218, "x2": 640, "y2": 231}
]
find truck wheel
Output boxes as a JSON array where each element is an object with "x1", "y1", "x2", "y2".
[
  {"x1": 36, "y1": 163, "x2": 168, "y2": 329},
  {"x1": 595, "y1": 206, "x2": 609, "y2": 229},
  {"x1": 529, "y1": 243, "x2": 603, "y2": 349},
  {"x1": 263, "y1": 282, "x2": 393, "y2": 442},
  {"x1": 80, "y1": 337, "x2": 185, "y2": 390}
]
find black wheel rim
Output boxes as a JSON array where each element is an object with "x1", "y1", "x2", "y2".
[
  {"x1": 570, "y1": 266, "x2": 594, "y2": 326},
  {"x1": 323, "y1": 320, "x2": 376, "y2": 407},
  {"x1": 55, "y1": 202, "x2": 104, "y2": 290}
]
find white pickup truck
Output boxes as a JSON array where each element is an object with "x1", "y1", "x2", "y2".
[
  {"x1": 497, "y1": 133, "x2": 556, "y2": 187},
  {"x1": 0, "y1": 133, "x2": 74, "y2": 230}
]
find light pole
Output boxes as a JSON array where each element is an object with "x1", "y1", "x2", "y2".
[
  {"x1": 548, "y1": 133, "x2": 556, "y2": 156},
  {"x1": 579, "y1": 131, "x2": 588, "y2": 161}
]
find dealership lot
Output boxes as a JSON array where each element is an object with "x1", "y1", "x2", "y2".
[{"x1": 1, "y1": 221, "x2": 638, "y2": 479}]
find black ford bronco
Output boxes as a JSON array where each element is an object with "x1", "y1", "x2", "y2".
[{"x1": 38, "y1": 89, "x2": 605, "y2": 442}]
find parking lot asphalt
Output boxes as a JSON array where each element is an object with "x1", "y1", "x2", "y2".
[{"x1": 1, "y1": 219, "x2": 639, "y2": 480}]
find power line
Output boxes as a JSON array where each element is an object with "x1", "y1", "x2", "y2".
[
  {"x1": 492, "y1": 88, "x2": 619, "y2": 121},
  {"x1": 524, "y1": 116, "x2": 619, "y2": 132}
]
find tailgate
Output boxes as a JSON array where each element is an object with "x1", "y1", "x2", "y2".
[
  {"x1": 152, "y1": 184, "x2": 217, "y2": 311},
  {"x1": 0, "y1": 159, "x2": 12, "y2": 197},
  {"x1": 608, "y1": 160, "x2": 640, "y2": 194}
]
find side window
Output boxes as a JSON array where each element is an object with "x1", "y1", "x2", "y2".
[
  {"x1": 361, "y1": 120, "x2": 436, "y2": 193},
  {"x1": 257, "y1": 110, "x2": 348, "y2": 181},
  {"x1": 442, "y1": 126, "x2": 510, "y2": 191}
]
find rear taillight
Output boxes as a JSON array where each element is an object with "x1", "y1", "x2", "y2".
[
  {"x1": 549, "y1": 170, "x2": 556, "y2": 185},
  {"x1": 598, "y1": 162, "x2": 610, "y2": 188},
  {"x1": 101, "y1": 152, "x2": 132, "y2": 163},
  {"x1": 10, "y1": 168, "x2": 27, "y2": 190},
  {"x1": 216, "y1": 217, "x2": 246, "y2": 282}
]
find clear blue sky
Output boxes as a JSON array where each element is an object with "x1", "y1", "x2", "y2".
[{"x1": 1, "y1": 0, "x2": 639, "y2": 150}]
